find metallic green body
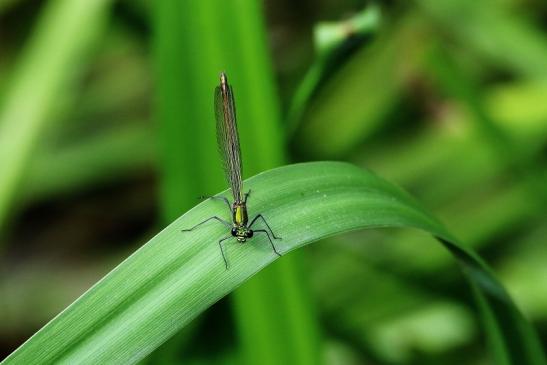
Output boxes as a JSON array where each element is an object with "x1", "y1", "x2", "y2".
[{"x1": 232, "y1": 202, "x2": 250, "y2": 242}]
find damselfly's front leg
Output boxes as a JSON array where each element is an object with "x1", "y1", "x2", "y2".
[
  {"x1": 182, "y1": 217, "x2": 233, "y2": 270},
  {"x1": 218, "y1": 236, "x2": 232, "y2": 269},
  {"x1": 249, "y1": 214, "x2": 281, "y2": 240},
  {"x1": 253, "y1": 229, "x2": 282, "y2": 257}
]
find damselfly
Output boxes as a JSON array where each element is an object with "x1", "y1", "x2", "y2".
[{"x1": 181, "y1": 72, "x2": 281, "y2": 269}]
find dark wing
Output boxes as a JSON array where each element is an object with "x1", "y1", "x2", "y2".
[{"x1": 214, "y1": 78, "x2": 243, "y2": 202}]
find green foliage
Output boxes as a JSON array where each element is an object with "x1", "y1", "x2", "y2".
[
  {"x1": 3, "y1": 162, "x2": 543, "y2": 364},
  {"x1": 0, "y1": 0, "x2": 112, "y2": 231},
  {"x1": 1, "y1": 0, "x2": 547, "y2": 364}
]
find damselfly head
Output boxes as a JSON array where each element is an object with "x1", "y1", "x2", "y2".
[{"x1": 231, "y1": 226, "x2": 253, "y2": 242}]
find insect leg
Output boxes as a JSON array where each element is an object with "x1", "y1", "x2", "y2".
[
  {"x1": 218, "y1": 236, "x2": 232, "y2": 269},
  {"x1": 254, "y1": 229, "x2": 282, "y2": 257},
  {"x1": 181, "y1": 216, "x2": 231, "y2": 232},
  {"x1": 243, "y1": 189, "x2": 251, "y2": 203},
  {"x1": 199, "y1": 195, "x2": 232, "y2": 212},
  {"x1": 249, "y1": 214, "x2": 281, "y2": 239}
]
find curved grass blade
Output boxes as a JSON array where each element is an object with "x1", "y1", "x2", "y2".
[{"x1": 2, "y1": 162, "x2": 544, "y2": 365}]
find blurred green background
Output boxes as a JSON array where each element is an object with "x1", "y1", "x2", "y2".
[{"x1": 1, "y1": 0, "x2": 546, "y2": 364}]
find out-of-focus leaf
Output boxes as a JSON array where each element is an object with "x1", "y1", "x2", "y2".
[
  {"x1": 416, "y1": 0, "x2": 547, "y2": 79},
  {"x1": 295, "y1": 15, "x2": 427, "y2": 157},
  {"x1": 0, "y1": 0, "x2": 112, "y2": 231},
  {"x1": 287, "y1": 5, "x2": 380, "y2": 133}
]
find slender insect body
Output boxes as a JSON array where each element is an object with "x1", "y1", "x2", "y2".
[{"x1": 181, "y1": 72, "x2": 281, "y2": 269}]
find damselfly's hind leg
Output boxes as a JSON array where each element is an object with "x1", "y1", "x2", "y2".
[
  {"x1": 249, "y1": 214, "x2": 281, "y2": 240},
  {"x1": 181, "y1": 216, "x2": 231, "y2": 232},
  {"x1": 254, "y1": 229, "x2": 282, "y2": 257}
]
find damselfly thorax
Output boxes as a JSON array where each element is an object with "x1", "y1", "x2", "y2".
[{"x1": 230, "y1": 199, "x2": 252, "y2": 242}]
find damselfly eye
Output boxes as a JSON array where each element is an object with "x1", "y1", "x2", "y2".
[
  {"x1": 231, "y1": 227, "x2": 238, "y2": 236},
  {"x1": 245, "y1": 230, "x2": 253, "y2": 238}
]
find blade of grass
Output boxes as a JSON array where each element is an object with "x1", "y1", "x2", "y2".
[
  {"x1": 219, "y1": 2, "x2": 321, "y2": 365},
  {"x1": 153, "y1": 2, "x2": 224, "y2": 360},
  {"x1": 153, "y1": 1, "x2": 321, "y2": 364},
  {"x1": 2, "y1": 162, "x2": 545, "y2": 365},
  {"x1": 0, "y1": 0, "x2": 112, "y2": 232}
]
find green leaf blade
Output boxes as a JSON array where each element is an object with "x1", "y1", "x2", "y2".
[{"x1": 3, "y1": 161, "x2": 544, "y2": 365}]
